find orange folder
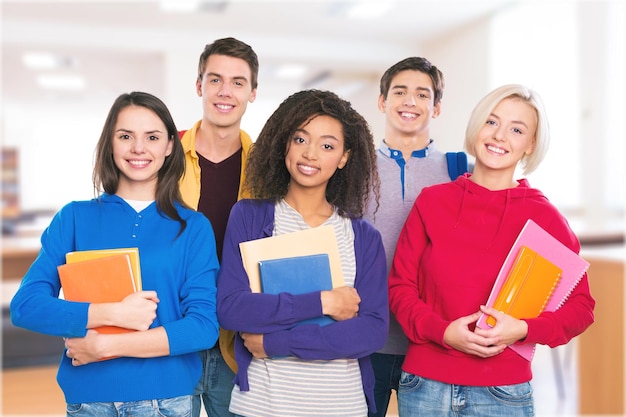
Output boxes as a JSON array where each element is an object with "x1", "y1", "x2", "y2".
[
  {"x1": 58, "y1": 253, "x2": 136, "y2": 334},
  {"x1": 65, "y1": 247, "x2": 141, "y2": 291},
  {"x1": 485, "y1": 245, "x2": 563, "y2": 327}
]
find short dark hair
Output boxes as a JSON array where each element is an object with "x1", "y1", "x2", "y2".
[
  {"x1": 379, "y1": 57, "x2": 444, "y2": 105},
  {"x1": 197, "y1": 37, "x2": 259, "y2": 89}
]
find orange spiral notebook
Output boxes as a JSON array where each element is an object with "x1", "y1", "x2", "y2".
[
  {"x1": 476, "y1": 219, "x2": 590, "y2": 361},
  {"x1": 484, "y1": 245, "x2": 562, "y2": 328}
]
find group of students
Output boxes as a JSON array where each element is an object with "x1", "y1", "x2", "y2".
[{"x1": 10, "y1": 37, "x2": 595, "y2": 417}]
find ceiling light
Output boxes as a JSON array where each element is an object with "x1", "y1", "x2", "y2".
[
  {"x1": 37, "y1": 74, "x2": 85, "y2": 91},
  {"x1": 23, "y1": 52, "x2": 76, "y2": 70},
  {"x1": 346, "y1": 1, "x2": 394, "y2": 19},
  {"x1": 159, "y1": 0, "x2": 202, "y2": 13},
  {"x1": 276, "y1": 64, "x2": 308, "y2": 79}
]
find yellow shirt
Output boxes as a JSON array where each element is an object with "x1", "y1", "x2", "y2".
[
  {"x1": 179, "y1": 120, "x2": 253, "y2": 209},
  {"x1": 178, "y1": 120, "x2": 253, "y2": 373}
]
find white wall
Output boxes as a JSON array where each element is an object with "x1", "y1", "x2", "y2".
[
  {"x1": 425, "y1": 15, "x2": 494, "y2": 153},
  {"x1": 424, "y1": 2, "x2": 625, "y2": 235},
  {"x1": 3, "y1": 2, "x2": 624, "y2": 236}
]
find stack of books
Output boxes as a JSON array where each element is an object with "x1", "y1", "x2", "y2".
[
  {"x1": 58, "y1": 247, "x2": 141, "y2": 334},
  {"x1": 476, "y1": 219, "x2": 590, "y2": 360},
  {"x1": 239, "y1": 225, "x2": 344, "y2": 327}
]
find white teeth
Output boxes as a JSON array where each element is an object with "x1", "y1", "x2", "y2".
[
  {"x1": 400, "y1": 112, "x2": 416, "y2": 119},
  {"x1": 487, "y1": 145, "x2": 506, "y2": 154},
  {"x1": 129, "y1": 160, "x2": 149, "y2": 167},
  {"x1": 216, "y1": 104, "x2": 233, "y2": 110},
  {"x1": 299, "y1": 164, "x2": 318, "y2": 174}
]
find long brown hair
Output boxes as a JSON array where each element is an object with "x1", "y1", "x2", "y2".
[{"x1": 92, "y1": 91, "x2": 188, "y2": 235}]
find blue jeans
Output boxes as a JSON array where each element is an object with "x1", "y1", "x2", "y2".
[
  {"x1": 191, "y1": 347, "x2": 236, "y2": 417},
  {"x1": 398, "y1": 372, "x2": 535, "y2": 417},
  {"x1": 368, "y1": 352, "x2": 405, "y2": 417},
  {"x1": 66, "y1": 395, "x2": 191, "y2": 416}
]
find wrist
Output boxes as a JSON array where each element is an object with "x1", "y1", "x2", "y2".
[{"x1": 320, "y1": 290, "x2": 332, "y2": 316}]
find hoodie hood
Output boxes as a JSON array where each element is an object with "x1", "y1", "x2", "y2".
[{"x1": 450, "y1": 173, "x2": 549, "y2": 247}]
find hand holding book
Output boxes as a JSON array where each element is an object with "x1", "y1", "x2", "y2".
[
  {"x1": 58, "y1": 248, "x2": 145, "y2": 335},
  {"x1": 476, "y1": 219, "x2": 590, "y2": 361},
  {"x1": 240, "y1": 226, "x2": 347, "y2": 328},
  {"x1": 259, "y1": 254, "x2": 336, "y2": 326},
  {"x1": 320, "y1": 286, "x2": 360, "y2": 322},
  {"x1": 484, "y1": 245, "x2": 562, "y2": 328}
]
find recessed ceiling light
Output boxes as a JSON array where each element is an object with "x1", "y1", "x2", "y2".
[
  {"x1": 36, "y1": 74, "x2": 85, "y2": 91},
  {"x1": 159, "y1": 0, "x2": 202, "y2": 12},
  {"x1": 276, "y1": 64, "x2": 308, "y2": 79},
  {"x1": 347, "y1": 1, "x2": 394, "y2": 19},
  {"x1": 23, "y1": 52, "x2": 58, "y2": 70},
  {"x1": 23, "y1": 52, "x2": 77, "y2": 70}
]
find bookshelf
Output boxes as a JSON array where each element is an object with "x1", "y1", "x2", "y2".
[{"x1": 2, "y1": 147, "x2": 20, "y2": 219}]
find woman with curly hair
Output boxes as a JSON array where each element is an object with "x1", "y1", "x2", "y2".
[{"x1": 217, "y1": 89, "x2": 388, "y2": 417}]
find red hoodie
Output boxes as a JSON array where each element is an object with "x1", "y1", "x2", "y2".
[{"x1": 388, "y1": 174, "x2": 595, "y2": 386}]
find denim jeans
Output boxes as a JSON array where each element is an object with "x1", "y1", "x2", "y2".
[
  {"x1": 368, "y1": 352, "x2": 405, "y2": 417},
  {"x1": 191, "y1": 347, "x2": 236, "y2": 417},
  {"x1": 66, "y1": 395, "x2": 191, "y2": 417},
  {"x1": 398, "y1": 372, "x2": 535, "y2": 417}
]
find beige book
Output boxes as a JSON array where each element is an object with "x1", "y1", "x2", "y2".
[{"x1": 239, "y1": 225, "x2": 344, "y2": 293}]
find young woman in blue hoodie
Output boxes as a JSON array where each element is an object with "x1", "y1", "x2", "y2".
[{"x1": 10, "y1": 91, "x2": 219, "y2": 416}]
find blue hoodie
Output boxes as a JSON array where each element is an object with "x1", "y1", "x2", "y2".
[{"x1": 10, "y1": 193, "x2": 219, "y2": 403}]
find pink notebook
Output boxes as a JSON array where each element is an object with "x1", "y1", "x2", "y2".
[{"x1": 476, "y1": 219, "x2": 590, "y2": 361}]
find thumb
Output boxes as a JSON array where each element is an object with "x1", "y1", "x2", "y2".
[
  {"x1": 460, "y1": 310, "x2": 482, "y2": 325},
  {"x1": 138, "y1": 290, "x2": 159, "y2": 303}
]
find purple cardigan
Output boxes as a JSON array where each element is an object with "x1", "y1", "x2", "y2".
[{"x1": 217, "y1": 199, "x2": 388, "y2": 412}]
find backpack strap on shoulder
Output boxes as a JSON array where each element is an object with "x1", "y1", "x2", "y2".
[{"x1": 445, "y1": 152, "x2": 469, "y2": 180}]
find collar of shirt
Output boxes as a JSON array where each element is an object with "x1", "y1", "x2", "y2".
[{"x1": 380, "y1": 138, "x2": 433, "y2": 161}]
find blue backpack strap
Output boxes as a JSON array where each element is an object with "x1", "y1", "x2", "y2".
[{"x1": 445, "y1": 152, "x2": 469, "y2": 180}]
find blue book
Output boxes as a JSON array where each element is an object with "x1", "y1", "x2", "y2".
[{"x1": 258, "y1": 254, "x2": 335, "y2": 326}]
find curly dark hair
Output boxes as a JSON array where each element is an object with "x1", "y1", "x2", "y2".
[{"x1": 244, "y1": 89, "x2": 380, "y2": 218}]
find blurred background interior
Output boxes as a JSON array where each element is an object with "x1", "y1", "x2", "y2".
[{"x1": 1, "y1": 0, "x2": 624, "y2": 415}]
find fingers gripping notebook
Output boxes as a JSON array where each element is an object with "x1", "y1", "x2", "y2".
[
  {"x1": 485, "y1": 246, "x2": 562, "y2": 328},
  {"x1": 476, "y1": 219, "x2": 590, "y2": 361}
]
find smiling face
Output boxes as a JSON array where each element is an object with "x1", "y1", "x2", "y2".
[
  {"x1": 473, "y1": 97, "x2": 537, "y2": 182},
  {"x1": 196, "y1": 54, "x2": 257, "y2": 129},
  {"x1": 284, "y1": 115, "x2": 350, "y2": 194},
  {"x1": 378, "y1": 69, "x2": 441, "y2": 142},
  {"x1": 112, "y1": 105, "x2": 173, "y2": 200}
]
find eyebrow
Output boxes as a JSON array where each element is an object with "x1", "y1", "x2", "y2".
[
  {"x1": 391, "y1": 85, "x2": 432, "y2": 93},
  {"x1": 206, "y1": 72, "x2": 249, "y2": 83},
  {"x1": 295, "y1": 128, "x2": 340, "y2": 142},
  {"x1": 115, "y1": 128, "x2": 164, "y2": 135},
  {"x1": 489, "y1": 113, "x2": 529, "y2": 129}
]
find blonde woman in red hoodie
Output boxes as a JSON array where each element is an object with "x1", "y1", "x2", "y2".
[{"x1": 388, "y1": 84, "x2": 595, "y2": 417}]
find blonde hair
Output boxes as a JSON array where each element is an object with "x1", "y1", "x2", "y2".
[{"x1": 464, "y1": 84, "x2": 550, "y2": 175}]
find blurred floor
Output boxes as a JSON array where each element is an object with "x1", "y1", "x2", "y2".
[{"x1": 1, "y1": 342, "x2": 580, "y2": 416}]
